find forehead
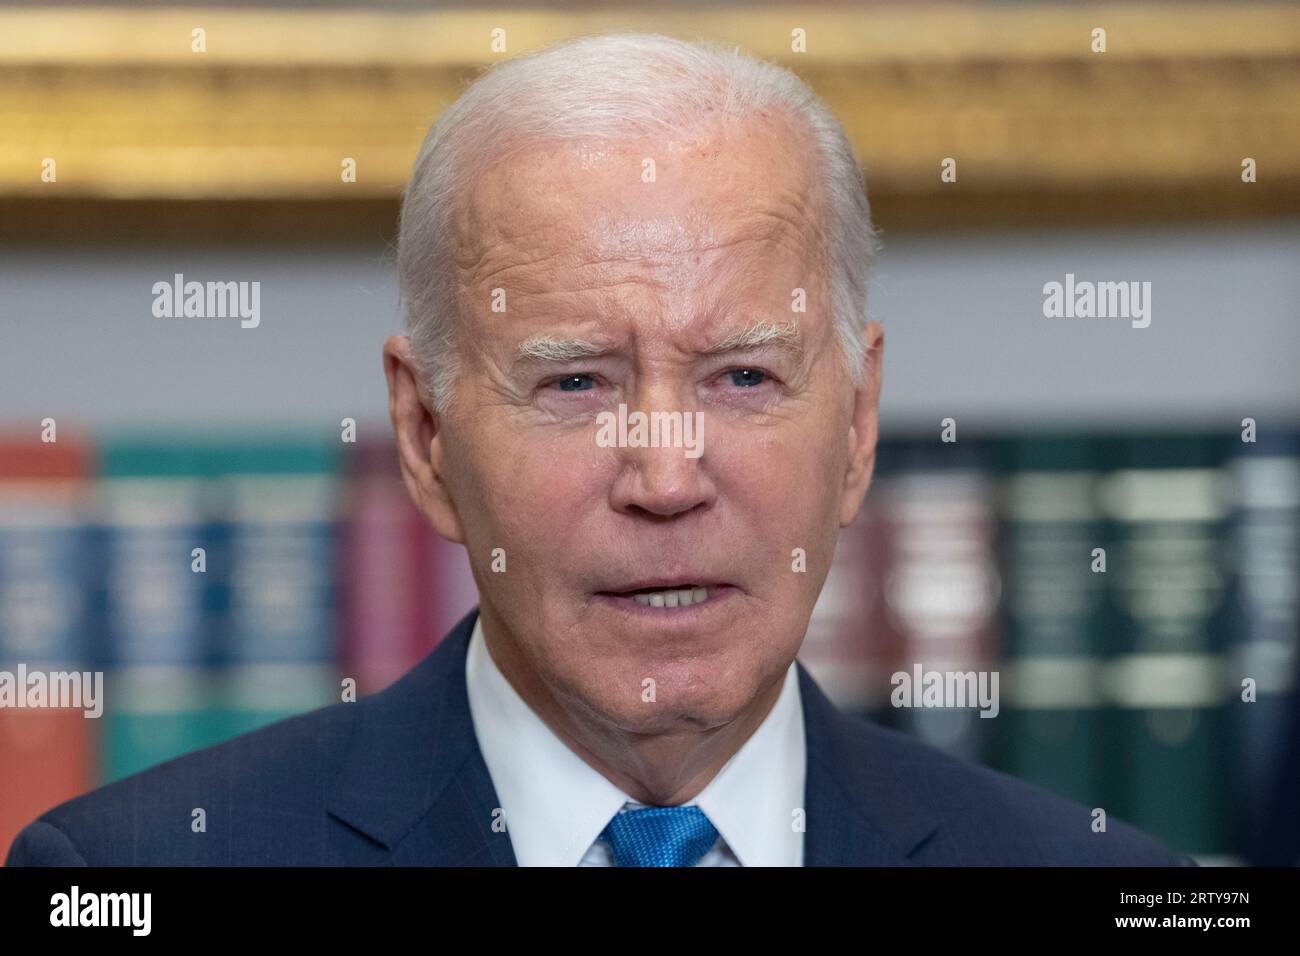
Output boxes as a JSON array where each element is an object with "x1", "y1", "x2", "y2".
[{"x1": 449, "y1": 110, "x2": 827, "y2": 288}]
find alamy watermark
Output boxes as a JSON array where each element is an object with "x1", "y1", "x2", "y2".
[
  {"x1": 1042, "y1": 273, "x2": 1151, "y2": 329},
  {"x1": 151, "y1": 272, "x2": 260, "y2": 328},
  {"x1": 0, "y1": 664, "x2": 103, "y2": 718},
  {"x1": 50, "y1": 886, "x2": 151, "y2": 936},
  {"x1": 595, "y1": 403, "x2": 704, "y2": 459},
  {"x1": 890, "y1": 665, "x2": 1000, "y2": 718}
]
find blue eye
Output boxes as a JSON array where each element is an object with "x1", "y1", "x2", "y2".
[
  {"x1": 556, "y1": 374, "x2": 595, "y2": 392},
  {"x1": 727, "y1": 369, "x2": 767, "y2": 387}
]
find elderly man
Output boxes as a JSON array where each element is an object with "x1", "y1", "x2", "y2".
[{"x1": 7, "y1": 33, "x2": 1187, "y2": 867}]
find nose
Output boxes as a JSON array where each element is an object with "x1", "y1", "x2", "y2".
[{"x1": 606, "y1": 403, "x2": 715, "y2": 520}]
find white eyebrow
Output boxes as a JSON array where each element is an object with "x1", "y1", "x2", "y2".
[
  {"x1": 514, "y1": 335, "x2": 609, "y2": 363},
  {"x1": 512, "y1": 319, "x2": 803, "y2": 366},
  {"x1": 702, "y1": 319, "x2": 803, "y2": 356}
]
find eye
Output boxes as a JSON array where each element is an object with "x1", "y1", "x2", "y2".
[
  {"x1": 552, "y1": 374, "x2": 596, "y2": 392},
  {"x1": 725, "y1": 368, "x2": 768, "y2": 388}
]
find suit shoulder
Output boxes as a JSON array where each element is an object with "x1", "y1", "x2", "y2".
[
  {"x1": 8, "y1": 697, "x2": 360, "y2": 866},
  {"x1": 849, "y1": 718, "x2": 1192, "y2": 866}
]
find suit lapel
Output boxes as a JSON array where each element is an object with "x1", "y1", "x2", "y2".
[
  {"x1": 327, "y1": 606, "x2": 940, "y2": 866},
  {"x1": 326, "y1": 607, "x2": 517, "y2": 865},
  {"x1": 798, "y1": 662, "x2": 942, "y2": 865}
]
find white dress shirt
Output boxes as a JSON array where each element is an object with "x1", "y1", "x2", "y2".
[{"x1": 465, "y1": 615, "x2": 806, "y2": 866}]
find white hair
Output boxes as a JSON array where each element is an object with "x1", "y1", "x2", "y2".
[{"x1": 397, "y1": 32, "x2": 880, "y2": 413}]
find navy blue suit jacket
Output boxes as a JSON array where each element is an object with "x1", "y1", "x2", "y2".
[{"x1": 6, "y1": 608, "x2": 1192, "y2": 866}]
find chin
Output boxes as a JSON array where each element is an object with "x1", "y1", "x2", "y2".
[{"x1": 586, "y1": 661, "x2": 763, "y2": 734}]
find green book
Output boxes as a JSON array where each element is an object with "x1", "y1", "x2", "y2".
[
  {"x1": 1096, "y1": 431, "x2": 1233, "y2": 858},
  {"x1": 992, "y1": 433, "x2": 1107, "y2": 808}
]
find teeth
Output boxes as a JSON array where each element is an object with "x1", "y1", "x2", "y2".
[{"x1": 631, "y1": 586, "x2": 710, "y2": 607}]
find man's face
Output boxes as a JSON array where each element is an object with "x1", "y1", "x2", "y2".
[{"x1": 397, "y1": 111, "x2": 881, "y2": 735}]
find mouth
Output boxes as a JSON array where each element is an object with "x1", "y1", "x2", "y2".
[{"x1": 594, "y1": 580, "x2": 738, "y2": 610}]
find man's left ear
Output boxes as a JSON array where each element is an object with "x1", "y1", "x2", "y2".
[{"x1": 839, "y1": 320, "x2": 884, "y2": 527}]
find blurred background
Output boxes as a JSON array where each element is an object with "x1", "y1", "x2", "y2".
[{"x1": 1, "y1": 0, "x2": 1298, "y2": 866}]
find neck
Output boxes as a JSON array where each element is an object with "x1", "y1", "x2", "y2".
[{"x1": 477, "y1": 605, "x2": 785, "y2": 806}]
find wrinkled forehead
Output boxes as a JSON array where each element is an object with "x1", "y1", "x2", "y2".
[{"x1": 448, "y1": 111, "x2": 828, "y2": 282}]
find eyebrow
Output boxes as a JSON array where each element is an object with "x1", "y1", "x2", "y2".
[
  {"x1": 513, "y1": 319, "x2": 804, "y2": 367},
  {"x1": 699, "y1": 319, "x2": 803, "y2": 357},
  {"x1": 514, "y1": 335, "x2": 610, "y2": 364}
]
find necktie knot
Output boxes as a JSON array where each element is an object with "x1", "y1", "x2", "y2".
[{"x1": 600, "y1": 805, "x2": 720, "y2": 867}]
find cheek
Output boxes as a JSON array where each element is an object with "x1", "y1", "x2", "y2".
[
  {"x1": 460, "y1": 430, "x2": 608, "y2": 554},
  {"x1": 709, "y1": 419, "x2": 846, "y2": 610},
  {"x1": 715, "y1": 418, "x2": 841, "y2": 526}
]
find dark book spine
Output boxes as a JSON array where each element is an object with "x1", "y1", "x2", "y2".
[
  {"x1": 1098, "y1": 432, "x2": 1233, "y2": 859},
  {"x1": 1225, "y1": 428, "x2": 1300, "y2": 863},
  {"x1": 992, "y1": 434, "x2": 1107, "y2": 807}
]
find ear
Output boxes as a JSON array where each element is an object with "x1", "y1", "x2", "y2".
[
  {"x1": 382, "y1": 335, "x2": 466, "y2": 543},
  {"x1": 838, "y1": 321, "x2": 884, "y2": 527}
]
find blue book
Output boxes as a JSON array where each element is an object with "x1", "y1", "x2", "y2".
[
  {"x1": 213, "y1": 437, "x2": 341, "y2": 739},
  {"x1": 97, "y1": 438, "x2": 225, "y2": 782}
]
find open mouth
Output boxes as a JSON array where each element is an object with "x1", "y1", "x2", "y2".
[{"x1": 596, "y1": 582, "x2": 734, "y2": 609}]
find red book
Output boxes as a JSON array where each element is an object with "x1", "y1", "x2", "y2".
[
  {"x1": 0, "y1": 432, "x2": 98, "y2": 858},
  {"x1": 341, "y1": 439, "x2": 427, "y2": 695},
  {"x1": 801, "y1": 494, "x2": 902, "y2": 714}
]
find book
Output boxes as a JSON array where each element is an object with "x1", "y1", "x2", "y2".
[
  {"x1": 0, "y1": 432, "x2": 98, "y2": 856},
  {"x1": 872, "y1": 435, "x2": 1002, "y2": 764},
  {"x1": 1224, "y1": 427, "x2": 1300, "y2": 862},
  {"x1": 214, "y1": 436, "x2": 341, "y2": 738},
  {"x1": 991, "y1": 434, "x2": 1108, "y2": 808},
  {"x1": 1097, "y1": 432, "x2": 1233, "y2": 857},
  {"x1": 97, "y1": 438, "x2": 226, "y2": 781},
  {"x1": 340, "y1": 438, "x2": 479, "y2": 697}
]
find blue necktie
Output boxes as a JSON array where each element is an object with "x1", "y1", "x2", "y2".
[{"x1": 600, "y1": 805, "x2": 720, "y2": 867}]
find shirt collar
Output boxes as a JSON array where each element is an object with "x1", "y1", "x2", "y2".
[{"x1": 465, "y1": 614, "x2": 805, "y2": 866}]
